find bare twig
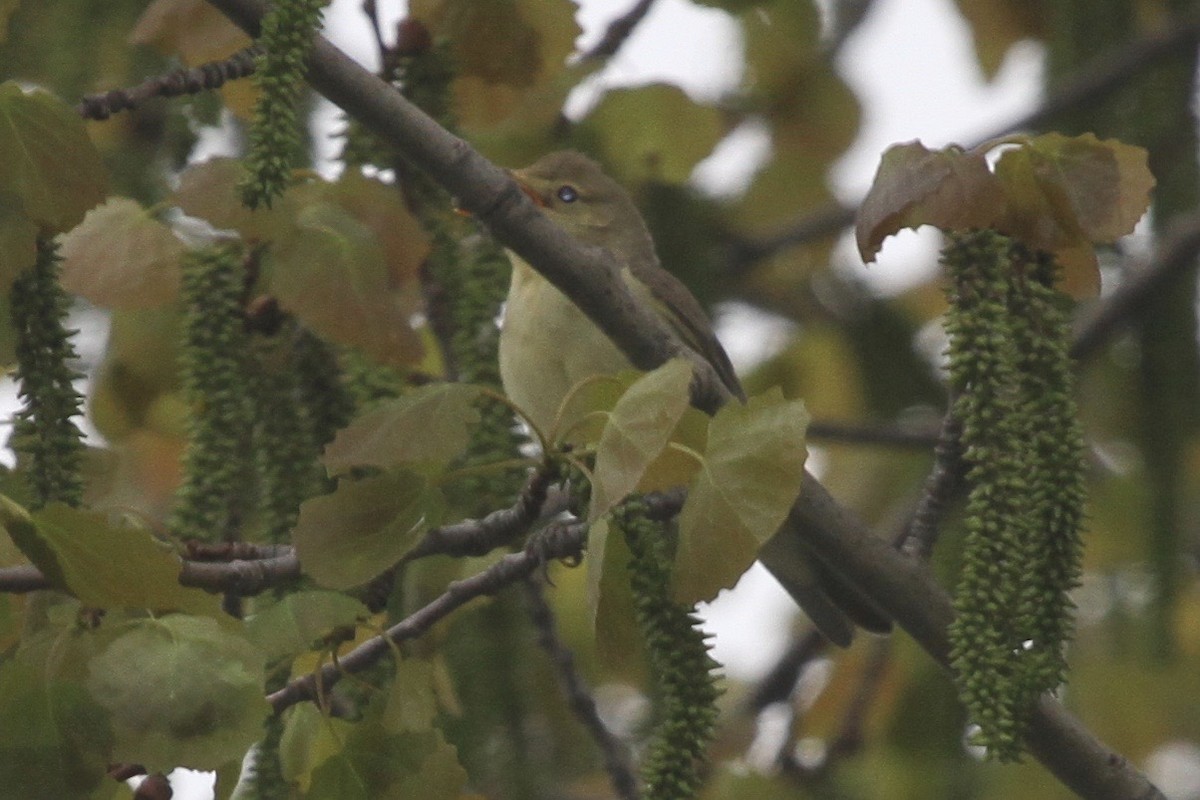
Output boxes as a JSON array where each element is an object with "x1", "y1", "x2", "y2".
[
  {"x1": 807, "y1": 419, "x2": 940, "y2": 449},
  {"x1": 822, "y1": 636, "x2": 891, "y2": 762},
  {"x1": 77, "y1": 46, "x2": 262, "y2": 120},
  {"x1": 524, "y1": 578, "x2": 640, "y2": 800},
  {"x1": 266, "y1": 521, "x2": 588, "y2": 712},
  {"x1": 1071, "y1": 214, "x2": 1200, "y2": 360},
  {"x1": 899, "y1": 412, "x2": 963, "y2": 558},
  {"x1": 745, "y1": 628, "x2": 829, "y2": 713},
  {"x1": 578, "y1": 0, "x2": 657, "y2": 64},
  {"x1": 402, "y1": 462, "x2": 559, "y2": 561}
]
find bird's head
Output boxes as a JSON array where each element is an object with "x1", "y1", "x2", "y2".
[{"x1": 511, "y1": 151, "x2": 656, "y2": 264}]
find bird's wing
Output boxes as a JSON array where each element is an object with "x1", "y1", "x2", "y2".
[{"x1": 629, "y1": 260, "x2": 747, "y2": 402}]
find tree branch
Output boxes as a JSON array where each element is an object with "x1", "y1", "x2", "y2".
[
  {"x1": 266, "y1": 521, "x2": 587, "y2": 713},
  {"x1": 77, "y1": 46, "x2": 262, "y2": 120},
  {"x1": 578, "y1": 0, "x2": 658, "y2": 64},
  {"x1": 1071, "y1": 214, "x2": 1200, "y2": 360},
  {"x1": 524, "y1": 577, "x2": 640, "y2": 800},
  {"x1": 197, "y1": 3, "x2": 1165, "y2": 796}
]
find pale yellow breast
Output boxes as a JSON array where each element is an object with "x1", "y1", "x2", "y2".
[{"x1": 499, "y1": 257, "x2": 633, "y2": 435}]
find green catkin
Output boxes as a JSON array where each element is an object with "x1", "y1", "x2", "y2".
[
  {"x1": 241, "y1": 0, "x2": 325, "y2": 208},
  {"x1": 1008, "y1": 248, "x2": 1086, "y2": 695},
  {"x1": 241, "y1": 329, "x2": 328, "y2": 800},
  {"x1": 10, "y1": 238, "x2": 85, "y2": 509},
  {"x1": 944, "y1": 231, "x2": 1086, "y2": 762},
  {"x1": 291, "y1": 327, "x2": 356, "y2": 448},
  {"x1": 614, "y1": 499, "x2": 720, "y2": 799},
  {"x1": 168, "y1": 244, "x2": 253, "y2": 542}
]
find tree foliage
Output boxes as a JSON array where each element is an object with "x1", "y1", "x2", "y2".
[{"x1": 0, "y1": 1, "x2": 1195, "y2": 799}]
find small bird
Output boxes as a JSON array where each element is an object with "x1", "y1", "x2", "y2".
[
  {"x1": 497, "y1": 151, "x2": 888, "y2": 644},
  {"x1": 498, "y1": 150, "x2": 744, "y2": 434}
]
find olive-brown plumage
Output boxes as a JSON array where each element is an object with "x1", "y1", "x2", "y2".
[{"x1": 498, "y1": 151, "x2": 743, "y2": 433}]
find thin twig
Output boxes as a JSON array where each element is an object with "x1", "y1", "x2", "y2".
[
  {"x1": 266, "y1": 521, "x2": 588, "y2": 713},
  {"x1": 402, "y1": 462, "x2": 559, "y2": 561},
  {"x1": 77, "y1": 46, "x2": 262, "y2": 120},
  {"x1": 524, "y1": 578, "x2": 640, "y2": 800},
  {"x1": 899, "y1": 412, "x2": 963, "y2": 558},
  {"x1": 745, "y1": 628, "x2": 829, "y2": 713},
  {"x1": 1071, "y1": 214, "x2": 1200, "y2": 360},
  {"x1": 807, "y1": 419, "x2": 940, "y2": 449},
  {"x1": 578, "y1": 0, "x2": 657, "y2": 64}
]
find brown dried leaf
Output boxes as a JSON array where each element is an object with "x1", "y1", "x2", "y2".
[{"x1": 856, "y1": 141, "x2": 1006, "y2": 262}]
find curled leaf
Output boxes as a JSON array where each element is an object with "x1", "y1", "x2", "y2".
[{"x1": 856, "y1": 141, "x2": 1006, "y2": 262}]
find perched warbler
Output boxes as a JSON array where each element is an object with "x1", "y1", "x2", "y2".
[
  {"x1": 496, "y1": 151, "x2": 888, "y2": 644},
  {"x1": 498, "y1": 150, "x2": 744, "y2": 434}
]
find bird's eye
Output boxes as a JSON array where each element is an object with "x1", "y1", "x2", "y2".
[{"x1": 556, "y1": 184, "x2": 579, "y2": 203}]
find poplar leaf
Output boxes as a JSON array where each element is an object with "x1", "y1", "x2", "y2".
[
  {"x1": 0, "y1": 657, "x2": 112, "y2": 797},
  {"x1": 0, "y1": 195, "x2": 37, "y2": 287},
  {"x1": 857, "y1": 141, "x2": 1006, "y2": 262},
  {"x1": 0, "y1": 498, "x2": 220, "y2": 615},
  {"x1": 87, "y1": 615, "x2": 267, "y2": 771},
  {"x1": 587, "y1": 519, "x2": 648, "y2": 681},
  {"x1": 322, "y1": 384, "x2": 482, "y2": 475},
  {"x1": 586, "y1": 85, "x2": 724, "y2": 184},
  {"x1": 270, "y1": 201, "x2": 423, "y2": 367},
  {"x1": 675, "y1": 390, "x2": 809, "y2": 604},
  {"x1": 0, "y1": 82, "x2": 106, "y2": 234},
  {"x1": 589, "y1": 359, "x2": 692, "y2": 521},
  {"x1": 59, "y1": 198, "x2": 184, "y2": 309},
  {"x1": 293, "y1": 470, "x2": 444, "y2": 589},
  {"x1": 245, "y1": 591, "x2": 369, "y2": 661}
]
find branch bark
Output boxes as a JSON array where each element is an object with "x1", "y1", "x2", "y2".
[{"x1": 199, "y1": 2, "x2": 1165, "y2": 796}]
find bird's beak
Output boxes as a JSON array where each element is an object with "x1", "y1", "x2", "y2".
[
  {"x1": 453, "y1": 170, "x2": 546, "y2": 216},
  {"x1": 509, "y1": 169, "x2": 547, "y2": 208}
]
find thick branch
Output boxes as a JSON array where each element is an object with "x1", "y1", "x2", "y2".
[{"x1": 198, "y1": 2, "x2": 1164, "y2": 796}]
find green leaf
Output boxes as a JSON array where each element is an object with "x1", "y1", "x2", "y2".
[
  {"x1": 86, "y1": 615, "x2": 268, "y2": 772},
  {"x1": 245, "y1": 590, "x2": 369, "y2": 661},
  {"x1": 322, "y1": 384, "x2": 482, "y2": 475},
  {"x1": 951, "y1": 0, "x2": 1044, "y2": 80},
  {"x1": 391, "y1": 732, "x2": 469, "y2": 800},
  {"x1": 993, "y1": 132, "x2": 1153, "y2": 296},
  {"x1": 382, "y1": 658, "x2": 438, "y2": 733},
  {"x1": 856, "y1": 140, "x2": 1007, "y2": 262},
  {"x1": 279, "y1": 704, "x2": 352, "y2": 788},
  {"x1": 675, "y1": 389, "x2": 809, "y2": 604},
  {"x1": 0, "y1": 82, "x2": 107, "y2": 234},
  {"x1": 58, "y1": 197, "x2": 184, "y2": 309},
  {"x1": 586, "y1": 84, "x2": 724, "y2": 184},
  {"x1": 306, "y1": 724, "x2": 466, "y2": 800},
  {"x1": 0, "y1": 192, "x2": 37, "y2": 288},
  {"x1": 410, "y1": 0, "x2": 581, "y2": 130},
  {"x1": 293, "y1": 470, "x2": 444, "y2": 589},
  {"x1": 270, "y1": 201, "x2": 423, "y2": 367},
  {"x1": 0, "y1": 499, "x2": 222, "y2": 615},
  {"x1": 587, "y1": 518, "x2": 648, "y2": 681},
  {"x1": 589, "y1": 359, "x2": 693, "y2": 521},
  {"x1": 0, "y1": 650, "x2": 113, "y2": 798}
]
